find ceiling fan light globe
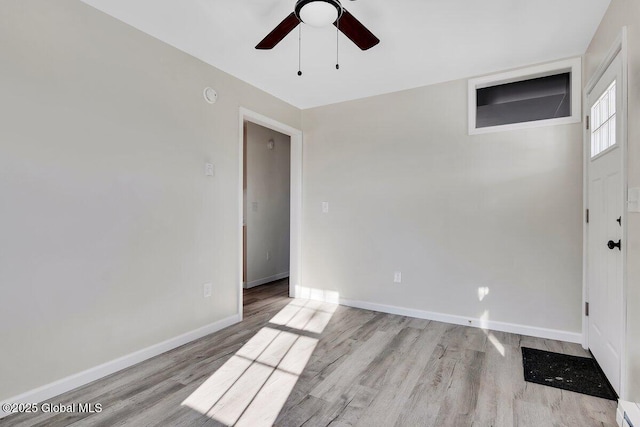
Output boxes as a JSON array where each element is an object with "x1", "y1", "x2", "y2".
[{"x1": 299, "y1": 1, "x2": 339, "y2": 27}]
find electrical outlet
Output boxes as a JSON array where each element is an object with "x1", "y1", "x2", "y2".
[
  {"x1": 203, "y1": 282, "x2": 212, "y2": 298},
  {"x1": 205, "y1": 163, "x2": 215, "y2": 177},
  {"x1": 394, "y1": 271, "x2": 402, "y2": 283},
  {"x1": 252, "y1": 201, "x2": 258, "y2": 212},
  {"x1": 266, "y1": 251, "x2": 271, "y2": 260}
]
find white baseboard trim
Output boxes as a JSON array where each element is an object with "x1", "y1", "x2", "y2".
[
  {"x1": 243, "y1": 272, "x2": 289, "y2": 289},
  {"x1": 0, "y1": 314, "x2": 240, "y2": 419},
  {"x1": 338, "y1": 298, "x2": 582, "y2": 344}
]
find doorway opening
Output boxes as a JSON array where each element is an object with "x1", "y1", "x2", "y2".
[
  {"x1": 243, "y1": 121, "x2": 291, "y2": 290},
  {"x1": 238, "y1": 108, "x2": 302, "y2": 320}
]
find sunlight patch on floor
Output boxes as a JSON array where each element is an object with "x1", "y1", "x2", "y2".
[
  {"x1": 182, "y1": 297, "x2": 337, "y2": 426},
  {"x1": 487, "y1": 333, "x2": 505, "y2": 357},
  {"x1": 479, "y1": 309, "x2": 505, "y2": 357},
  {"x1": 269, "y1": 299, "x2": 338, "y2": 334},
  {"x1": 294, "y1": 285, "x2": 340, "y2": 303}
]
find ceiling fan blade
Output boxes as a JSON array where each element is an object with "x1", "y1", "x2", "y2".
[
  {"x1": 334, "y1": 9, "x2": 379, "y2": 50},
  {"x1": 256, "y1": 12, "x2": 300, "y2": 49}
]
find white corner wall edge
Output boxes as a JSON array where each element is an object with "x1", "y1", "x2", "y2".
[
  {"x1": 617, "y1": 400, "x2": 640, "y2": 427},
  {"x1": 243, "y1": 272, "x2": 290, "y2": 289},
  {"x1": 338, "y1": 298, "x2": 582, "y2": 344},
  {"x1": 0, "y1": 314, "x2": 240, "y2": 419}
]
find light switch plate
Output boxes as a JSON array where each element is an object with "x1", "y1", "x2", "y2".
[
  {"x1": 205, "y1": 163, "x2": 215, "y2": 177},
  {"x1": 203, "y1": 283, "x2": 212, "y2": 298},
  {"x1": 322, "y1": 201, "x2": 329, "y2": 213}
]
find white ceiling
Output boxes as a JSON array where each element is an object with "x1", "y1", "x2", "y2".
[{"x1": 81, "y1": 0, "x2": 610, "y2": 109}]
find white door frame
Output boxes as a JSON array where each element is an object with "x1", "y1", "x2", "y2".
[
  {"x1": 238, "y1": 108, "x2": 303, "y2": 319},
  {"x1": 582, "y1": 27, "x2": 628, "y2": 398}
]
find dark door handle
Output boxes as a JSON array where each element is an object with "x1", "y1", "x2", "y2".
[{"x1": 607, "y1": 240, "x2": 621, "y2": 250}]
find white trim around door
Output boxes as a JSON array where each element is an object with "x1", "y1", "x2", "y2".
[
  {"x1": 238, "y1": 108, "x2": 303, "y2": 319},
  {"x1": 582, "y1": 27, "x2": 628, "y2": 399}
]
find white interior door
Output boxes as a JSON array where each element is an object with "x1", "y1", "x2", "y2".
[{"x1": 587, "y1": 53, "x2": 623, "y2": 394}]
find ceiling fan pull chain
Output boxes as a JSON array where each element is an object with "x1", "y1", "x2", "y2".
[
  {"x1": 336, "y1": 18, "x2": 340, "y2": 70},
  {"x1": 297, "y1": 25, "x2": 302, "y2": 76}
]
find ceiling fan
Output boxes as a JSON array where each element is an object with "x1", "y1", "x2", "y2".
[{"x1": 255, "y1": 0, "x2": 380, "y2": 51}]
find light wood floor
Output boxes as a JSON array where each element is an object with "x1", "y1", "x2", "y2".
[{"x1": 1, "y1": 279, "x2": 617, "y2": 426}]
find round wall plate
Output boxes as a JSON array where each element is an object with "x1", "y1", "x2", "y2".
[{"x1": 203, "y1": 87, "x2": 218, "y2": 104}]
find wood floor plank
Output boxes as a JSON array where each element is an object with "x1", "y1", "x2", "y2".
[
  {"x1": 354, "y1": 322, "x2": 447, "y2": 426},
  {"x1": 438, "y1": 323, "x2": 488, "y2": 354},
  {"x1": 394, "y1": 342, "x2": 457, "y2": 427},
  {"x1": 472, "y1": 342, "x2": 520, "y2": 427},
  {"x1": 309, "y1": 330, "x2": 395, "y2": 403},
  {"x1": 406, "y1": 317, "x2": 431, "y2": 330},
  {"x1": 273, "y1": 395, "x2": 329, "y2": 427},
  {"x1": 286, "y1": 384, "x2": 377, "y2": 427},
  {"x1": 357, "y1": 326, "x2": 422, "y2": 390},
  {"x1": 125, "y1": 382, "x2": 212, "y2": 427},
  {"x1": 513, "y1": 398, "x2": 555, "y2": 427},
  {"x1": 432, "y1": 349, "x2": 485, "y2": 427}
]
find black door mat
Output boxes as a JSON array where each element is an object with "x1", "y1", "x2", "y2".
[{"x1": 521, "y1": 347, "x2": 617, "y2": 401}]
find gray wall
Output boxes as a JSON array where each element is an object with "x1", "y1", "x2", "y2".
[
  {"x1": 0, "y1": 0, "x2": 300, "y2": 400},
  {"x1": 301, "y1": 77, "x2": 584, "y2": 334},
  {"x1": 244, "y1": 122, "x2": 291, "y2": 286},
  {"x1": 584, "y1": 0, "x2": 640, "y2": 401}
]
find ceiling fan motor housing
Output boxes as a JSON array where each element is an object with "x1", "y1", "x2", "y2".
[
  {"x1": 255, "y1": 0, "x2": 378, "y2": 50},
  {"x1": 294, "y1": 0, "x2": 343, "y2": 27}
]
